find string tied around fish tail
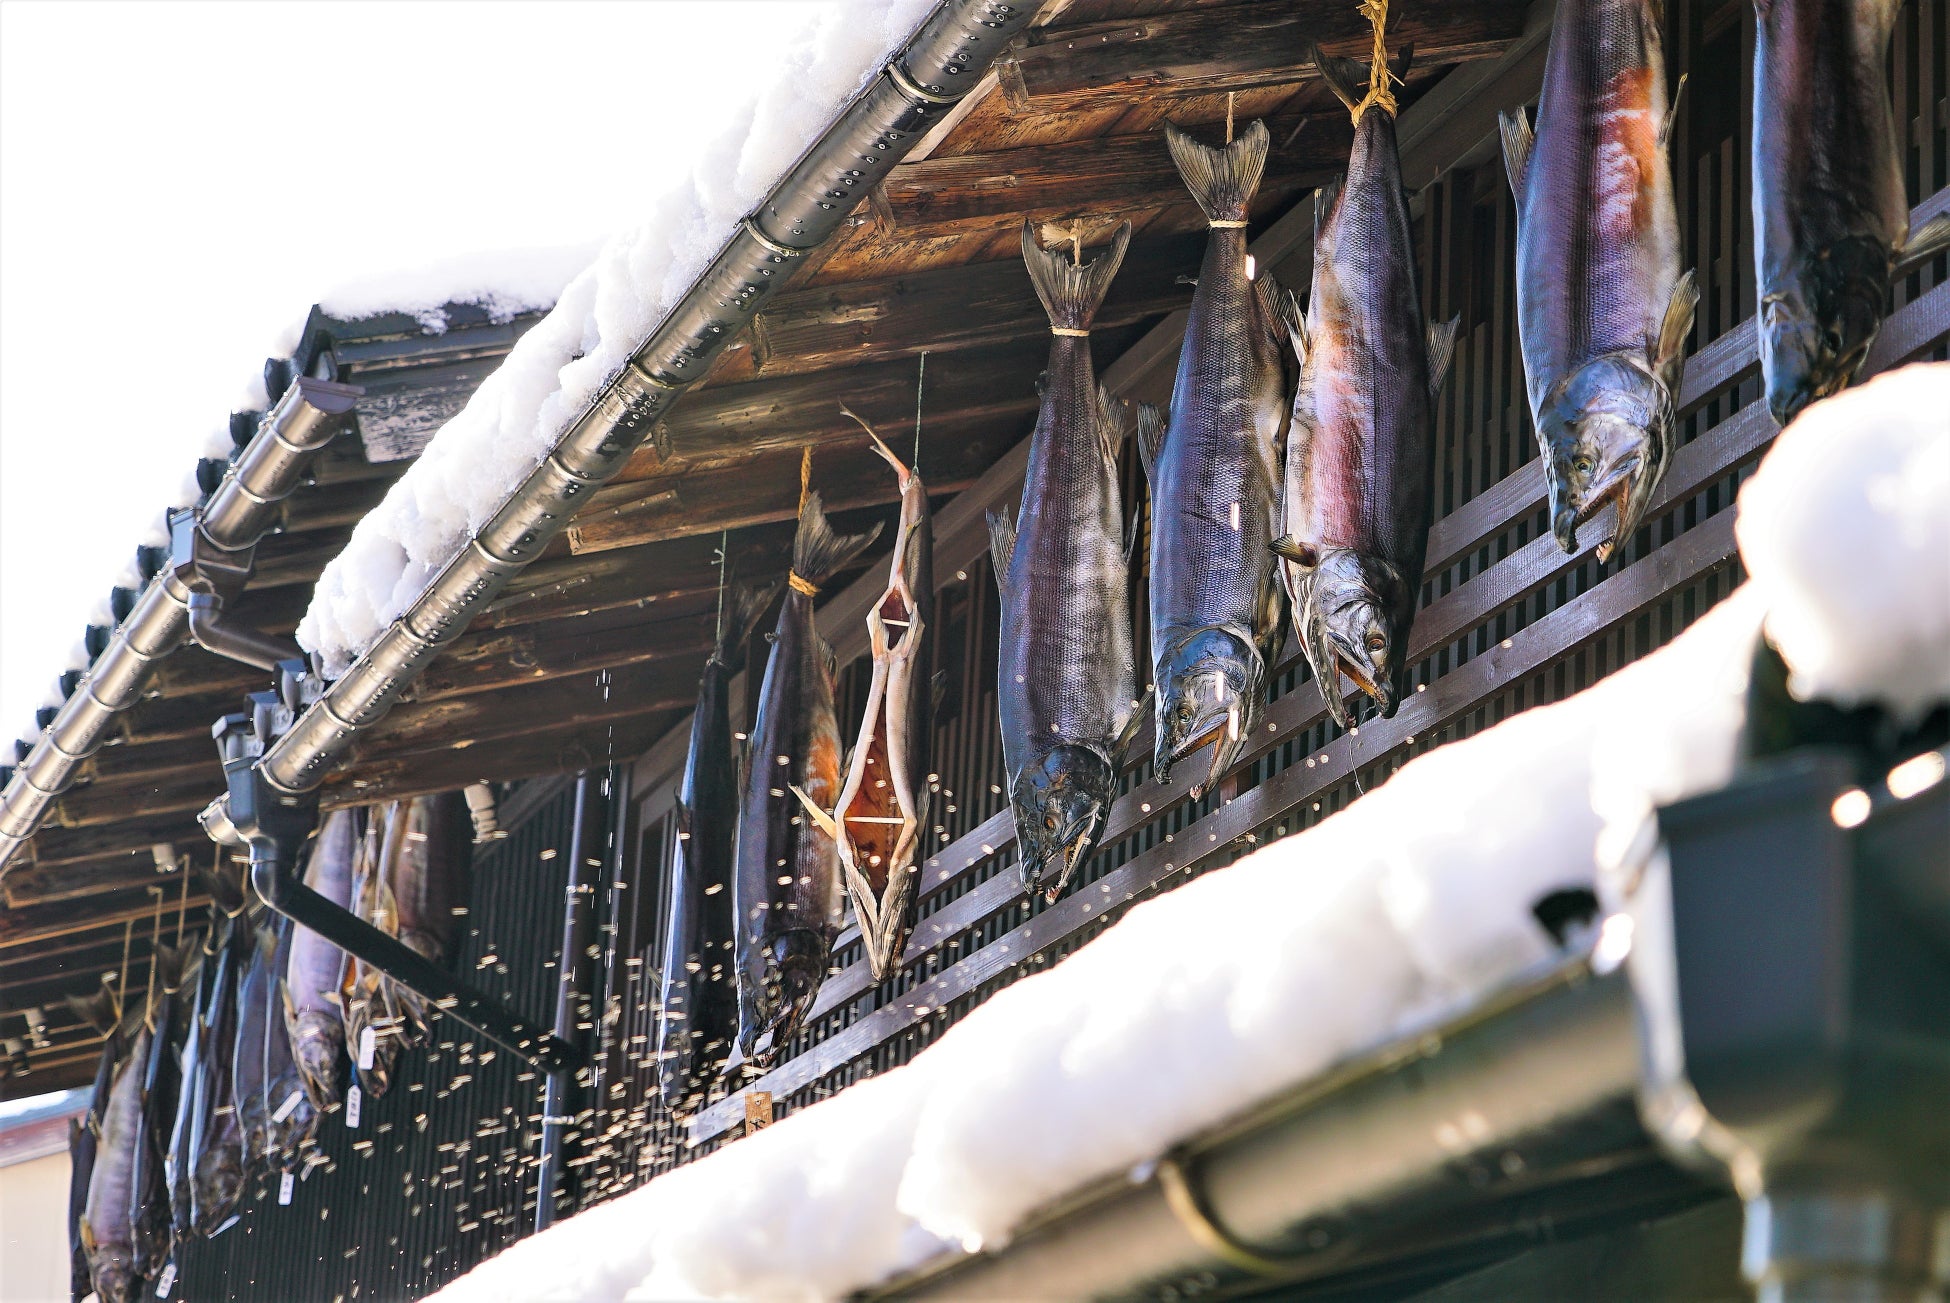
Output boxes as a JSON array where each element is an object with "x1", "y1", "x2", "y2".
[
  {"x1": 713, "y1": 527, "x2": 729, "y2": 646},
  {"x1": 1349, "y1": 0, "x2": 1397, "y2": 122},
  {"x1": 914, "y1": 350, "x2": 927, "y2": 468}
]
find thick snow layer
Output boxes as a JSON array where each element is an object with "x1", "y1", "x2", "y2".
[
  {"x1": 433, "y1": 367, "x2": 1950, "y2": 1303},
  {"x1": 296, "y1": 0, "x2": 937, "y2": 677},
  {"x1": 1735, "y1": 363, "x2": 1950, "y2": 722},
  {"x1": 318, "y1": 243, "x2": 598, "y2": 334}
]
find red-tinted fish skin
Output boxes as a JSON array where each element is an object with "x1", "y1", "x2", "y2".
[
  {"x1": 1753, "y1": 0, "x2": 1916, "y2": 425},
  {"x1": 84, "y1": 1025, "x2": 149, "y2": 1303},
  {"x1": 1281, "y1": 46, "x2": 1457, "y2": 730},
  {"x1": 1502, "y1": 0, "x2": 1697, "y2": 563},
  {"x1": 733, "y1": 492, "x2": 879, "y2": 1064},
  {"x1": 286, "y1": 809, "x2": 357, "y2": 1111}
]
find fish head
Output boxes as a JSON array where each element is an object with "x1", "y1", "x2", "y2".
[
  {"x1": 91, "y1": 1252, "x2": 140, "y2": 1303},
  {"x1": 1013, "y1": 744, "x2": 1117, "y2": 900},
  {"x1": 1760, "y1": 235, "x2": 1887, "y2": 426},
  {"x1": 737, "y1": 928, "x2": 827, "y2": 1064},
  {"x1": 1538, "y1": 357, "x2": 1675, "y2": 563},
  {"x1": 1154, "y1": 627, "x2": 1262, "y2": 794},
  {"x1": 291, "y1": 1021, "x2": 342, "y2": 1111},
  {"x1": 1303, "y1": 551, "x2": 1410, "y2": 725}
]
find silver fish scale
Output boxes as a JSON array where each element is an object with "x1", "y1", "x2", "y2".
[
  {"x1": 998, "y1": 337, "x2": 1136, "y2": 769},
  {"x1": 1517, "y1": 0, "x2": 1681, "y2": 411},
  {"x1": 1151, "y1": 231, "x2": 1286, "y2": 654}
]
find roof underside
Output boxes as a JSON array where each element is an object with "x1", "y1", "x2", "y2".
[{"x1": 0, "y1": 0, "x2": 1533, "y2": 1093}]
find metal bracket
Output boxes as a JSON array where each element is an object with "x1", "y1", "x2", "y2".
[{"x1": 212, "y1": 664, "x2": 583, "y2": 1073}]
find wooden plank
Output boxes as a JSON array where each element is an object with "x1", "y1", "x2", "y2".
[
  {"x1": 999, "y1": 0, "x2": 1529, "y2": 112},
  {"x1": 0, "y1": 886, "x2": 212, "y2": 950},
  {"x1": 568, "y1": 415, "x2": 1015, "y2": 556},
  {"x1": 874, "y1": 119, "x2": 1348, "y2": 239},
  {"x1": 693, "y1": 506, "x2": 1742, "y2": 1143},
  {"x1": 746, "y1": 232, "x2": 1205, "y2": 379}
]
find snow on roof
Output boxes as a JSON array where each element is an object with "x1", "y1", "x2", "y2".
[
  {"x1": 429, "y1": 365, "x2": 1947, "y2": 1303},
  {"x1": 295, "y1": 0, "x2": 936, "y2": 678}
]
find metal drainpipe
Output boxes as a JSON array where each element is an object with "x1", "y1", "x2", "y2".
[
  {"x1": 0, "y1": 377, "x2": 360, "y2": 870},
  {"x1": 248, "y1": 0, "x2": 1039, "y2": 802},
  {"x1": 536, "y1": 768, "x2": 610, "y2": 1231}
]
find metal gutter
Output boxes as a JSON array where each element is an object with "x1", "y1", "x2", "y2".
[
  {"x1": 871, "y1": 951, "x2": 1652, "y2": 1300},
  {"x1": 0, "y1": 377, "x2": 361, "y2": 871},
  {"x1": 254, "y1": 0, "x2": 1039, "y2": 800}
]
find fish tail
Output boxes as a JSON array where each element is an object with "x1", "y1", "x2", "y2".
[
  {"x1": 1019, "y1": 219, "x2": 1133, "y2": 332},
  {"x1": 790, "y1": 489, "x2": 883, "y2": 590},
  {"x1": 66, "y1": 984, "x2": 119, "y2": 1036},
  {"x1": 714, "y1": 583, "x2": 781, "y2": 668},
  {"x1": 1164, "y1": 119, "x2": 1269, "y2": 226},
  {"x1": 153, "y1": 940, "x2": 193, "y2": 996}
]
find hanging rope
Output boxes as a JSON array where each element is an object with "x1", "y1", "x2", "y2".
[
  {"x1": 174, "y1": 852, "x2": 189, "y2": 945},
  {"x1": 1225, "y1": 91, "x2": 1236, "y2": 144},
  {"x1": 114, "y1": 918, "x2": 134, "y2": 1024},
  {"x1": 144, "y1": 885, "x2": 164, "y2": 1030},
  {"x1": 799, "y1": 444, "x2": 813, "y2": 510},
  {"x1": 1349, "y1": 0, "x2": 1397, "y2": 121},
  {"x1": 713, "y1": 528, "x2": 729, "y2": 645},
  {"x1": 913, "y1": 350, "x2": 928, "y2": 467},
  {"x1": 1070, "y1": 219, "x2": 1083, "y2": 267}
]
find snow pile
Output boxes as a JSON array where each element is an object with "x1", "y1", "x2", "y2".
[
  {"x1": 431, "y1": 370, "x2": 1948, "y2": 1303},
  {"x1": 318, "y1": 242, "x2": 598, "y2": 334},
  {"x1": 1735, "y1": 363, "x2": 1950, "y2": 721},
  {"x1": 296, "y1": 0, "x2": 935, "y2": 677}
]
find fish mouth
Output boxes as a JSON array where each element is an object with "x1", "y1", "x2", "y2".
[
  {"x1": 1160, "y1": 699, "x2": 1245, "y2": 797},
  {"x1": 1324, "y1": 635, "x2": 1396, "y2": 719},
  {"x1": 1553, "y1": 450, "x2": 1647, "y2": 563},
  {"x1": 739, "y1": 935, "x2": 827, "y2": 1065},
  {"x1": 1028, "y1": 805, "x2": 1103, "y2": 903}
]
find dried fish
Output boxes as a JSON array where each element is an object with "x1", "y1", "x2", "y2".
[
  {"x1": 734, "y1": 486, "x2": 880, "y2": 1063},
  {"x1": 189, "y1": 917, "x2": 247, "y2": 1235},
  {"x1": 230, "y1": 921, "x2": 277, "y2": 1169},
  {"x1": 342, "y1": 810, "x2": 407, "y2": 1096},
  {"x1": 83, "y1": 1021, "x2": 150, "y2": 1303},
  {"x1": 1752, "y1": 0, "x2": 1950, "y2": 424},
  {"x1": 381, "y1": 792, "x2": 475, "y2": 1043},
  {"x1": 68, "y1": 1116, "x2": 95, "y2": 1303},
  {"x1": 798, "y1": 410, "x2": 939, "y2": 972},
  {"x1": 659, "y1": 584, "x2": 775, "y2": 1114},
  {"x1": 129, "y1": 941, "x2": 191, "y2": 1279},
  {"x1": 990, "y1": 221, "x2": 1145, "y2": 902},
  {"x1": 261, "y1": 918, "x2": 320, "y2": 1166},
  {"x1": 1146, "y1": 118, "x2": 1290, "y2": 793},
  {"x1": 1274, "y1": 20, "x2": 1458, "y2": 728},
  {"x1": 285, "y1": 807, "x2": 358, "y2": 1111},
  {"x1": 1499, "y1": 0, "x2": 1698, "y2": 561}
]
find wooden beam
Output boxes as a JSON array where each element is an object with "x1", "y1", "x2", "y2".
[
  {"x1": 745, "y1": 232, "x2": 1206, "y2": 379},
  {"x1": 998, "y1": 0, "x2": 1529, "y2": 112},
  {"x1": 570, "y1": 414, "x2": 1015, "y2": 556},
  {"x1": 873, "y1": 122, "x2": 1346, "y2": 240},
  {"x1": 0, "y1": 885, "x2": 211, "y2": 949}
]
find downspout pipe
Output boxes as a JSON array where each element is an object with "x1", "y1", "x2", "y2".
[
  {"x1": 251, "y1": 0, "x2": 1038, "y2": 800},
  {"x1": 0, "y1": 376, "x2": 360, "y2": 870},
  {"x1": 536, "y1": 768, "x2": 609, "y2": 1232},
  {"x1": 213, "y1": 686, "x2": 581, "y2": 1072}
]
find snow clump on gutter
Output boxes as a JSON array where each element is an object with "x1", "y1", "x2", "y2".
[{"x1": 295, "y1": 0, "x2": 937, "y2": 678}]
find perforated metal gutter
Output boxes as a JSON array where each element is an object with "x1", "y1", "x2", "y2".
[
  {"x1": 0, "y1": 378, "x2": 361, "y2": 870},
  {"x1": 251, "y1": 0, "x2": 1036, "y2": 799}
]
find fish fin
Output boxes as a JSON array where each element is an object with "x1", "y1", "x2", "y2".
[
  {"x1": 1096, "y1": 383, "x2": 1131, "y2": 468},
  {"x1": 715, "y1": 583, "x2": 781, "y2": 669},
  {"x1": 673, "y1": 800, "x2": 694, "y2": 843},
  {"x1": 66, "y1": 986, "x2": 119, "y2": 1036},
  {"x1": 1654, "y1": 270, "x2": 1700, "y2": 395},
  {"x1": 1659, "y1": 72, "x2": 1687, "y2": 150},
  {"x1": 1426, "y1": 315, "x2": 1460, "y2": 396},
  {"x1": 1895, "y1": 212, "x2": 1950, "y2": 276},
  {"x1": 1123, "y1": 501, "x2": 1144, "y2": 567},
  {"x1": 1263, "y1": 279, "x2": 1308, "y2": 364},
  {"x1": 1312, "y1": 176, "x2": 1344, "y2": 253},
  {"x1": 1134, "y1": 401, "x2": 1165, "y2": 483},
  {"x1": 1020, "y1": 218, "x2": 1133, "y2": 332},
  {"x1": 1115, "y1": 685, "x2": 1154, "y2": 757},
  {"x1": 788, "y1": 785, "x2": 841, "y2": 841},
  {"x1": 931, "y1": 669, "x2": 950, "y2": 718},
  {"x1": 1390, "y1": 43, "x2": 1414, "y2": 86},
  {"x1": 790, "y1": 489, "x2": 882, "y2": 588},
  {"x1": 1309, "y1": 42, "x2": 1367, "y2": 117},
  {"x1": 1164, "y1": 119, "x2": 1270, "y2": 226},
  {"x1": 985, "y1": 508, "x2": 1016, "y2": 583},
  {"x1": 1271, "y1": 536, "x2": 1321, "y2": 569},
  {"x1": 820, "y1": 635, "x2": 839, "y2": 685},
  {"x1": 1498, "y1": 108, "x2": 1533, "y2": 203}
]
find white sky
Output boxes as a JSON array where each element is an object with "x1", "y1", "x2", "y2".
[{"x1": 0, "y1": 0, "x2": 819, "y2": 748}]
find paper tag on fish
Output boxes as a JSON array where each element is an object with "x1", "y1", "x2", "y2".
[
  {"x1": 155, "y1": 1262, "x2": 177, "y2": 1298},
  {"x1": 272, "y1": 1089, "x2": 303, "y2": 1124},
  {"x1": 278, "y1": 1170, "x2": 295, "y2": 1205},
  {"x1": 358, "y1": 1026, "x2": 377, "y2": 1070},
  {"x1": 346, "y1": 1084, "x2": 363, "y2": 1129}
]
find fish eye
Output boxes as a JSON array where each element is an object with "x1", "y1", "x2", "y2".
[
  {"x1": 1365, "y1": 633, "x2": 1386, "y2": 653},
  {"x1": 1572, "y1": 455, "x2": 1595, "y2": 476},
  {"x1": 1822, "y1": 328, "x2": 1844, "y2": 355},
  {"x1": 1044, "y1": 814, "x2": 1057, "y2": 830}
]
